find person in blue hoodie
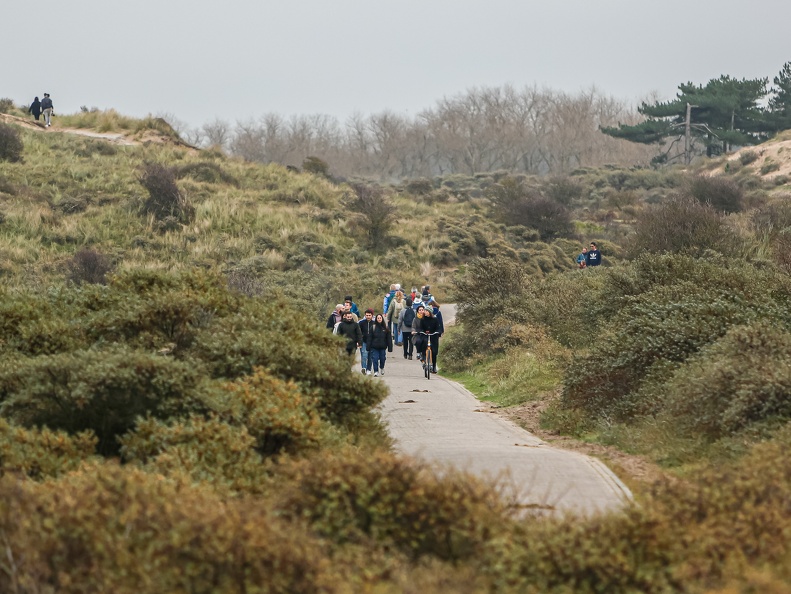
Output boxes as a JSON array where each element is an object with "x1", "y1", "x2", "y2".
[{"x1": 344, "y1": 295, "x2": 360, "y2": 318}]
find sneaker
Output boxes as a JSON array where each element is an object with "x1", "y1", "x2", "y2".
[
  {"x1": 432, "y1": 367, "x2": 438, "y2": 374},
  {"x1": 373, "y1": 372, "x2": 379, "y2": 377},
  {"x1": 380, "y1": 369, "x2": 385, "y2": 376},
  {"x1": 408, "y1": 355, "x2": 412, "y2": 360}
]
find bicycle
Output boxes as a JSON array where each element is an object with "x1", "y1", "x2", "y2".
[{"x1": 418, "y1": 331, "x2": 439, "y2": 379}]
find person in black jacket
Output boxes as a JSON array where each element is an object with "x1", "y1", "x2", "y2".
[
  {"x1": 336, "y1": 311, "x2": 362, "y2": 357},
  {"x1": 29, "y1": 97, "x2": 42, "y2": 121},
  {"x1": 358, "y1": 309, "x2": 375, "y2": 375},
  {"x1": 416, "y1": 307, "x2": 441, "y2": 373},
  {"x1": 366, "y1": 313, "x2": 391, "y2": 377}
]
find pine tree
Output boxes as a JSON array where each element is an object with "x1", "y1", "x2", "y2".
[
  {"x1": 769, "y1": 62, "x2": 791, "y2": 131},
  {"x1": 602, "y1": 75, "x2": 771, "y2": 163}
]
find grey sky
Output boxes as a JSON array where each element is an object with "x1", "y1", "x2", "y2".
[{"x1": 4, "y1": 0, "x2": 790, "y2": 129}]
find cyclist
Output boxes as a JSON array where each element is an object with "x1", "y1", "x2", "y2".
[{"x1": 415, "y1": 306, "x2": 441, "y2": 374}]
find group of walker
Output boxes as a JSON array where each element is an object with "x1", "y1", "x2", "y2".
[{"x1": 327, "y1": 285, "x2": 444, "y2": 377}]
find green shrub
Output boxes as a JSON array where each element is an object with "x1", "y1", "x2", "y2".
[
  {"x1": 345, "y1": 183, "x2": 395, "y2": 250},
  {"x1": 562, "y1": 267, "x2": 791, "y2": 421},
  {"x1": 405, "y1": 177, "x2": 434, "y2": 195},
  {"x1": 628, "y1": 195, "x2": 732, "y2": 257},
  {"x1": 685, "y1": 174, "x2": 744, "y2": 213},
  {"x1": 760, "y1": 161, "x2": 781, "y2": 175},
  {"x1": 67, "y1": 248, "x2": 113, "y2": 285},
  {"x1": 663, "y1": 322, "x2": 791, "y2": 439},
  {"x1": 189, "y1": 307, "x2": 387, "y2": 426},
  {"x1": 0, "y1": 346, "x2": 209, "y2": 455},
  {"x1": 0, "y1": 465, "x2": 338, "y2": 593},
  {"x1": 0, "y1": 418, "x2": 97, "y2": 479},
  {"x1": 543, "y1": 175, "x2": 583, "y2": 206},
  {"x1": 0, "y1": 122, "x2": 23, "y2": 163},
  {"x1": 277, "y1": 448, "x2": 508, "y2": 561},
  {"x1": 0, "y1": 98, "x2": 14, "y2": 114},
  {"x1": 118, "y1": 416, "x2": 269, "y2": 494},
  {"x1": 216, "y1": 367, "x2": 324, "y2": 456},
  {"x1": 176, "y1": 161, "x2": 238, "y2": 185},
  {"x1": 301, "y1": 156, "x2": 330, "y2": 178},
  {"x1": 139, "y1": 162, "x2": 194, "y2": 224},
  {"x1": 739, "y1": 150, "x2": 759, "y2": 166},
  {"x1": 487, "y1": 177, "x2": 574, "y2": 240}
]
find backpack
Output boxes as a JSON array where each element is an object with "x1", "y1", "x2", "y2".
[
  {"x1": 333, "y1": 321, "x2": 341, "y2": 335},
  {"x1": 402, "y1": 307, "x2": 415, "y2": 328}
]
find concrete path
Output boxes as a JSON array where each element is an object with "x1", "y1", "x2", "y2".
[{"x1": 375, "y1": 305, "x2": 632, "y2": 515}]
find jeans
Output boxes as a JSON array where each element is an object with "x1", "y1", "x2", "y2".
[
  {"x1": 360, "y1": 343, "x2": 369, "y2": 370},
  {"x1": 367, "y1": 348, "x2": 387, "y2": 373}
]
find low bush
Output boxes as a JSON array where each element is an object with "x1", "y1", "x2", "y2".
[
  {"x1": 345, "y1": 183, "x2": 395, "y2": 250},
  {"x1": 216, "y1": 367, "x2": 324, "y2": 456},
  {"x1": 0, "y1": 465, "x2": 338, "y2": 593},
  {"x1": 487, "y1": 177, "x2": 574, "y2": 240},
  {"x1": 0, "y1": 418, "x2": 97, "y2": 479},
  {"x1": 663, "y1": 322, "x2": 791, "y2": 439},
  {"x1": 0, "y1": 346, "x2": 209, "y2": 455},
  {"x1": 139, "y1": 162, "x2": 195, "y2": 224},
  {"x1": 118, "y1": 416, "x2": 269, "y2": 494},
  {"x1": 562, "y1": 270, "x2": 791, "y2": 422},
  {"x1": 176, "y1": 161, "x2": 239, "y2": 185},
  {"x1": 0, "y1": 98, "x2": 14, "y2": 113},
  {"x1": 739, "y1": 150, "x2": 759, "y2": 166},
  {"x1": 67, "y1": 247, "x2": 113, "y2": 285},
  {"x1": 301, "y1": 156, "x2": 330, "y2": 178},
  {"x1": 685, "y1": 174, "x2": 744, "y2": 213},
  {"x1": 189, "y1": 307, "x2": 387, "y2": 427},
  {"x1": 277, "y1": 448, "x2": 508, "y2": 561},
  {"x1": 628, "y1": 194, "x2": 732, "y2": 257},
  {"x1": 0, "y1": 122, "x2": 23, "y2": 163}
]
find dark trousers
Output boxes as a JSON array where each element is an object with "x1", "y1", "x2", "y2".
[{"x1": 402, "y1": 333, "x2": 413, "y2": 357}]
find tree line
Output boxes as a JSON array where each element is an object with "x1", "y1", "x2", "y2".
[{"x1": 187, "y1": 85, "x2": 653, "y2": 180}]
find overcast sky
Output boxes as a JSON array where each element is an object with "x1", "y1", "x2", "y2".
[{"x1": 4, "y1": 0, "x2": 790, "y2": 129}]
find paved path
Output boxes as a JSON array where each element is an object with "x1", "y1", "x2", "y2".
[{"x1": 375, "y1": 305, "x2": 632, "y2": 515}]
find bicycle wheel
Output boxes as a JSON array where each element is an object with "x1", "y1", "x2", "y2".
[{"x1": 425, "y1": 348, "x2": 432, "y2": 380}]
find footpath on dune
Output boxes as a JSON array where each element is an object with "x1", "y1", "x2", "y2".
[{"x1": 376, "y1": 305, "x2": 632, "y2": 515}]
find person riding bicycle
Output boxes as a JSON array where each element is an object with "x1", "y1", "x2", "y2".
[{"x1": 415, "y1": 306, "x2": 441, "y2": 374}]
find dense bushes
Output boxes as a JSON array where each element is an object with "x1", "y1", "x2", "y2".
[
  {"x1": 685, "y1": 173, "x2": 744, "y2": 213},
  {"x1": 628, "y1": 194, "x2": 732, "y2": 257},
  {"x1": 0, "y1": 347, "x2": 208, "y2": 455},
  {"x1": 0, "y1": 270, "x2": 384, "y2": 456},
  {"x1": 487, "y1": 176, "x2": 574, "y2": 241},
  {"x1": 276, "y1": 448, "x2": 508, "y2": 561},
  {"x1": 663, "y1": 322, "x2": 791, "y2": 439},
  {"x1": 0, "y1": 122, "x2": 23, "y2": 162}
]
